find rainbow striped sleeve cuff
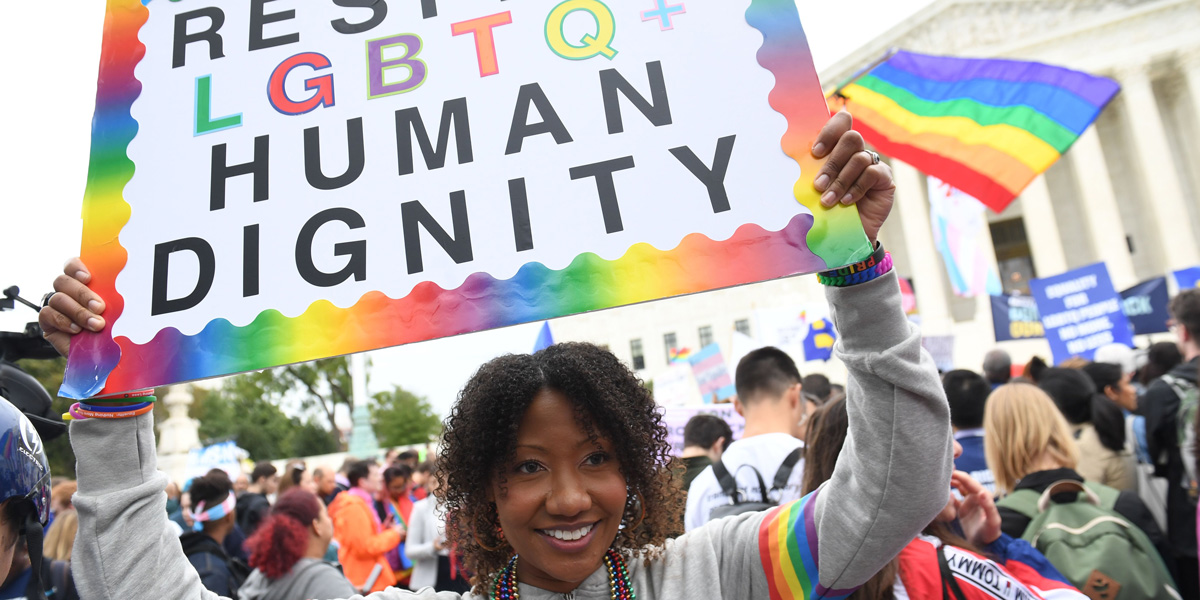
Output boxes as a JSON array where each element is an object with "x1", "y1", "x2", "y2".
[{"x1": 758, "y1": 490, "x2": 855, "y2": 600}]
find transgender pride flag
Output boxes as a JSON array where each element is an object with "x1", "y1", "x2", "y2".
[
  {"x1": 928, "y1": 177, "x2": 1002, "y2": 298},
  {"x1": 688, "y1": 344, "x2": 736, "y2": 403}
]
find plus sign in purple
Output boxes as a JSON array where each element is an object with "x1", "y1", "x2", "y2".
[{"x1": 641, "y1": 0, "x2": 686, "y2": 31}]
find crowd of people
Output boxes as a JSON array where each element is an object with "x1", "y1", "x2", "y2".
[
  {"x1": 0, "y1": 112, "x2": 1195, "y2": 599},
  {"x1": 675, "y1": 284, "x2": 1198, "y2": 599}
]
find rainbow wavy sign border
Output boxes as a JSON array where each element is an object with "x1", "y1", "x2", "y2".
[{"x1": 61, "y1": 0, "x2": 869, "y2": 398}]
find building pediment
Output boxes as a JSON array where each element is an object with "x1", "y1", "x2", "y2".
[{"x1": 822, "y1": 0, "x2": 1191, "y2": 85}]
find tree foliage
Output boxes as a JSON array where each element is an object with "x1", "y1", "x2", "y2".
[
  {"x1": 371, "y1": 385, "x2": 442, "y2": 448},
  {"x1": 194, "y1": 375, "x2": 339, "y2": 461}
]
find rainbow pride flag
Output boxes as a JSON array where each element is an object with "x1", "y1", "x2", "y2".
[{"x1": 835, "y1": 50, "x2": 1119, "y2": 212}]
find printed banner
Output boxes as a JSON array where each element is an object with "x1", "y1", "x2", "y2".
[
  {"x1": 1119, "y1": 277, "x2": 1170, "y2": 336},
  {"x1": 1176, "y1": 267, "x2": 1200, "y2": 291},
  {"x1": 927, "y1": 177, "x2": 1002, "y2": 297},
  {"x1": 688, "y1": 343, "x2": 735, "y2": 402},
  {"x1": 661, "y1": 404, "x2": 745, "y2": 455},
  {"x1": 990, "y1": 294, "x2": 1044, "y2": 342},
  {"x1": 1030, "y1": 263, "x2": 1133, "y2": 364},
  {"x1": 63, "y1": 0, "x2": 871, "y2": 398}
]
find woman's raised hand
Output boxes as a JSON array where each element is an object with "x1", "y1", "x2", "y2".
[
  {"x1": 39, "y1": 258, "x2": 105, "y2": 358},
  {"x1": 951, "y1": 470, "x2": 1002, "y2": 547},
  {"x1": 811, "y1": 110, "x2": 896, "y2": 247}
]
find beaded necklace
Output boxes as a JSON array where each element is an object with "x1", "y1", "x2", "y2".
[{"x1": 490, "y1": 549, "x2": 636, "y2": 600}]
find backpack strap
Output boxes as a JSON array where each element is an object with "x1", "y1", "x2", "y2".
[
  {"x1": 937, "y1": 544, "x2": 969, "y2": 600},
  {"x1": 711, "y1": 459, "x2": 740, "y2": 503},
  {"x1": 771, "y1": 447, "x2": 804, "y2": 491},
  {"x1": 711, "y1": 459, "x2": 770, "y2": 504}
]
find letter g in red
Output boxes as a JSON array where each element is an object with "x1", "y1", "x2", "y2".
[{"x1": 268, "y1": 52, "x2": 335, "y2": 115}]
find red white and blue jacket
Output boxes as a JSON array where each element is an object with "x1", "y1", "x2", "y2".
[{"x1": 896, "y1": 533, "x2": 1087, "y2": 600}]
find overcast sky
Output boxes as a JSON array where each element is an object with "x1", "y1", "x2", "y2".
[{"x1": 0, "y1": 0, "x2": 935, "y2": 418}]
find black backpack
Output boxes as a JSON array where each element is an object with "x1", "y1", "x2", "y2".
[{"x1": 708, "y1": 447, "x2": 803, "y2": 521}]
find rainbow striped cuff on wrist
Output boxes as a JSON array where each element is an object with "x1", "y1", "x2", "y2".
[{"x1": 816, "y1": 249, "x2": 892, "y2": 287}]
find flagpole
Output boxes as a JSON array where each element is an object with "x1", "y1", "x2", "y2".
[{"x1": 828, "y1": 46, "x2": 900, "y2": 99}]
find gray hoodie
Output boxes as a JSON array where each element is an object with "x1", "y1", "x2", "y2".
[
  {"x1": 69, "y1": 270, "x2": 953, "y2": 600},
  {"x1": 238, "y1": 559, "x2": 357, "y2": 600}
]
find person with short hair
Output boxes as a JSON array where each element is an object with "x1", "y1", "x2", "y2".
[
  {"x1": 983, "y1": 349, "x2": 1012, "y2": 389},
  {"x1": 800, "y1": 373, "x2": 832, "y2": 405},
  {"x1": 684, "y1": 347, "x2": 807, "y2": 531},
  {"x1": 943, "y1": 369, "x2": 996, "y2": 494},
  {"x1": 181, "y1": 472, "x2": 246, "y2": 597},
  {"x1": 239, "y1": 489, "x2": 354, "y2": 600},
  {"x1": 678, "y1": 415, "x2": 733, "y2": 491},
  {"x1": 396, "y1": 451, "x2": 420, "y2": 470},
  {"x1": 311, "y1": 467, "x2": 339, "y2": 506},
  {"x1": 236, "y1": 462, "x2": 278, "y2": 538},
  {"x1": 1141, "y1": 289, "x2": 1200, "y2": 598},
  {"x1": 232, "y1": 473, "x2": 249, "y2": 498},
  {"x1": 1141, "y1": 341, "x2": 1183, "y2": 389},
  {"x1": 328, "y1": 460, "x2": 403, "y2": 593}
]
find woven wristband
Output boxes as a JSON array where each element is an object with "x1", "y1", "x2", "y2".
[{"x1": 816, "y1": 243, "x2": 892, "y2": 287}]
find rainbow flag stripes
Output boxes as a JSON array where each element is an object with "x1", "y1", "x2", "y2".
[
  {"x1": 758, "y1": 490, "x2": 853, "y2": 600},
  {"x1": 837, "y1": 50, "x2": 1119, "y2": 213}
]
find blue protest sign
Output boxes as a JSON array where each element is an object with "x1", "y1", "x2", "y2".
[
  {"x1": 1030, "y1": 263, "x2": 1133, "y2": 364},
  {"x1": 990, "y1": 295, "x2": 1044, "y2": 342},
  {"x1": 1119, "y1": 277, "x2": 1170, "y2": 335},
  {"x1": 1175, "y1": 267, "x2": 1200, "y2": 291}
]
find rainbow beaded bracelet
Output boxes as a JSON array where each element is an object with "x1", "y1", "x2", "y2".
[{"x1": 816, "y1": 243, "x2": 892, "y2": 287}]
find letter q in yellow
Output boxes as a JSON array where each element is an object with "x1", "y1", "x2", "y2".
[{"x1": 545, "y1": 0, "x2": 618, "y2": 60}]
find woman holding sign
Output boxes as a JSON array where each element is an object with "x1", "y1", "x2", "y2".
[{"x1": 43, "y1": 113, "x2": 955, "y2": 600}]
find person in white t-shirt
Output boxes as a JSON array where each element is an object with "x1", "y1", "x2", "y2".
[{"x1": 684, "y1": 347, "x2": 808, "y2": 531}]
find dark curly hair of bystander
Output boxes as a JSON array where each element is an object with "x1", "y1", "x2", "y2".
[{"x1": 437, "y1": 342, "x2": 683, "y2": 594}]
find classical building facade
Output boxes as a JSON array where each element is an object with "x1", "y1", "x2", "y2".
[{"x1": 548, "y1": 0, "x2": 1200, "y2": 390}]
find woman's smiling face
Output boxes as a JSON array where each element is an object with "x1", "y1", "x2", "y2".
[{"x1": 492, "y1": 388, "x2": 628, "y2": 593}]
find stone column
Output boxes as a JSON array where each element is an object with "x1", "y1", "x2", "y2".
[
  {"x1": 891, "y1": 160, "x2": 952, "y2": 334},
  {"x1": 1016, "y1": 174, "x2": 1068, "y2": 277},
  {"x1": 1115, "y1": 65, "x2": 1200, "y2": 270},
  {"x1": 1067, "y1": 127, "x2": 1138, "y2": 289},
  {"x1": 157, "y1": 385, "x2": 202, "y2": 485},
  {"x1": 1181, "y1": 48, "x2": 1200, "y2": 171}
]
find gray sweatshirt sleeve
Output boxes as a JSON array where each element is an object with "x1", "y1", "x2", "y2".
[
  {"x1": 809, "y1": 269, "x2": 954, "y2": 593},
  {"x1": 68, "y1": 414, "x2": 458, "y2": 600}
]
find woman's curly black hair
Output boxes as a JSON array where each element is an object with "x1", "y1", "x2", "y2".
[{"x1": 437, "y1": 342, "x2": 682, "y2": 594}]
